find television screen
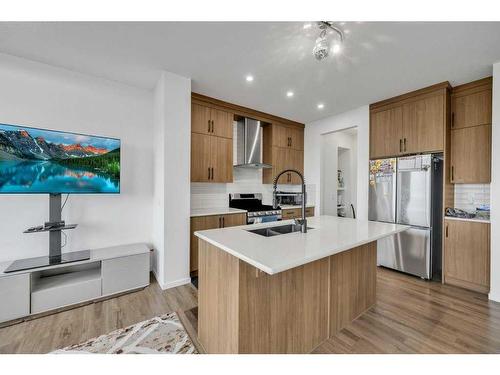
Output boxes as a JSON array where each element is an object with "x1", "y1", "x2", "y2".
[{"x1": 0, "y1": 123, "x2": 120, "y2": 194}]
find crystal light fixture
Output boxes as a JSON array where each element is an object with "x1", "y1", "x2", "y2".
[{"x1": 312, "y1": 21, "x2": 344, "y2": 61}]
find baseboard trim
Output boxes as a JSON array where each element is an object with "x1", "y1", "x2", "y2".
[{"x1": 151, "y1": 270, "x2": 191, "y2": 290}]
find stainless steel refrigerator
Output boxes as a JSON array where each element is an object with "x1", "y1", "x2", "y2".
[{"x1": 368, "y1": 154, "x2": 443, "y2": 279}]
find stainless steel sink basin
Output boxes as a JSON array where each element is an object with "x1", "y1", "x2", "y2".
[{"x1": 247, "y1": 224, "x2": 313, "y2": 237}]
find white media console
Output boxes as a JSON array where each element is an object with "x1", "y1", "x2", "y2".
[{"x1": 0, "y1": 243, "x2": 150, "y2": 324}]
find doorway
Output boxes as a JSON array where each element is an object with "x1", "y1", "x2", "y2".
[{"x1": 320, "y1": 127, "x2": 358, "y2": 218}]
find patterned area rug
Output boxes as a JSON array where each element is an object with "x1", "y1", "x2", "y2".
[{"x1": 51, "y1": 312, "x2": 198, "y2": 354}]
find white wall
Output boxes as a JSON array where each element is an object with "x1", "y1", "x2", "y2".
[
  {"x1": 152, "y1": 71, "x2": 191, "y2": 290},
  {"x1": 490, "y1": 62, "x2": 500, "y2": 302},
  {"x1": 305, "y1": 106, "x2": 369, "y2": 219},
  {"x1": 0, "y1": 53, "x2": 153, "y2": 263}
]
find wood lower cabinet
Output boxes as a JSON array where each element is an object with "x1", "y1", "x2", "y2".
[
  {"x1": 450, "y1": 124, "x2": 491, "y2": 183},
  {"x1": 444, "y1": 219, "x2": 490, "y2": 294},
  {"x1": 190, "y1": 213, "x2": 246, "y2": 273},
  {"x1": 282, "y1": 207, "x2": 314, "y2": 220},
  {"x1": 191, "y1": 133, "x2": 233, "y2": 183}
]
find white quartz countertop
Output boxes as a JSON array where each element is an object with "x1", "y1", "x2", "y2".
[
  {"x1": 190, "y1": 207, "x2": 247, "y2": 217},
  {"x1": 444, "y1": 216, "x2": 490, "y2": 224},
  {"x1": 195, "y1": 215, "x2": 409, "y2": 275}
]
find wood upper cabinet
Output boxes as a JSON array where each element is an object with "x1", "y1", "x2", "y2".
[
  {"x1": 263, "y1": 124, "x2": 305, "y2": 185},
  {"x1": 211, "y1": 136, "x2": 233, "y2": 183},
  {"x1": 190, "y1": 213, "x2": 246, "y2": 273},
  {"x1": 191, "y1": 100, "x2": 234, "y2": 183},
  {"x1": 191, "y1": 133, "x2": 212, "y2": 182},
  {"x1": 191, "y1": 103, "x2": 212, "y2": 136},
  {"x1": 191, "y1": 102, "x2": 233, "y2": 139},
  {"x1": 450, "y1": 78, "x2": 492, "y2": 184},
  {"x1": 444, "y1": 219, "x2": 490, "y2": 294},
  {"x1": 272, "y1": 123, "x2": 304, "y2": 151},
  {"x1": 369, "y1": 83, "x2": 449, "y2": 159},
  {"x1": 370, "y1": 106, "x2": 403, "y2": 159},
  {"x1": 191, "y1": 133, "x2": 233, "y2": 183},
  {"x1": 402, "y1": 94, "x2": 444, "y2": 154},
  {"x1": 450, "y1": 124, "x2": 491, "y2": 183},
  {"x1": 452, "y1": 78, "x2": 492, "y2": 130},
  {"x1": 211, "y1": 108, "x2": 234, "y2": 139}
]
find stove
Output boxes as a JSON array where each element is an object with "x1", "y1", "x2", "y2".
[{"x1": 229, "y1": 193, "x2": 282, "y2": 224}]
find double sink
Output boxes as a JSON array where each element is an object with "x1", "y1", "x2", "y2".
[{"x1": 247, "y1": 223, "x2": 313, "y2": 237}]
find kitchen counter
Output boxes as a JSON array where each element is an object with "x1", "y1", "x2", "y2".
[
  {"x1": 196, "y1": 215, "x2": 409, "y2": 353},
  {"x1": 190, "y1": 207, "x2": 247, "y2": 217},
  {"x1": 195, "y1": 215, "x2": 408, "y2": 275},
  {"x1": 444, "y1": 216, "x2": 490, "y2": 224}
]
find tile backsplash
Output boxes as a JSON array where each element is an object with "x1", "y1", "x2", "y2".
[
  {"x1": 453, "y1": 184, "x2": 490, "y2": 212},
  {"x1": 191, "y1": 168, "x2": 316, "y2": 209}
]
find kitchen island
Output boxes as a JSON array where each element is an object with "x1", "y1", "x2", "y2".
[{"x1": 195, "y1": 215, "x2": 408, "y2": 353}]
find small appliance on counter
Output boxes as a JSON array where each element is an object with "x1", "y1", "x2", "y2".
[
  {"x1": 445, "y1": 205, "x2": 491, "y2": 221},
  {"x1": 445, "y1": 207, "x2": 476, "y2": 219},
  {"x1": 274, "y1": 191, "x2": 303, "y2": 206},
  {"x1": 229, "y1": 193, "x2": 282, "y2": 224}
]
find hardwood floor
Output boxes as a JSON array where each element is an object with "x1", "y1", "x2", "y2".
[
  {"x1": 1, "y1": 268, "x2": 500, "y2": 354},
  {"x1": 313, "y1": 268, "x2": 500, "y2": 353}
]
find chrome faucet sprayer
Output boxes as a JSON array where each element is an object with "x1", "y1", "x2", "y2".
[{"x1": 272, "y1": 169, "x2": 307, "y2": 233}]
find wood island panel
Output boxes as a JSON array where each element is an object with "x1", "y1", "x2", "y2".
[
  {"x1": 197, "y1": 239, "x2": 377, "y2": 353},
  {"x1": 329, "y1": 241, "x2": 377, "y2": 334},
  {"x1": 197, "y1": 239, "x2": 240, "y2": 354},
  {"x1": 238, "y1": 256, "x2": 330, "y2": 353}
]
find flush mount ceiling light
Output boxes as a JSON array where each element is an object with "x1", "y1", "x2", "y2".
[
  {"x1": 246, "y1": 75, "x2": 254, "y2": 82},
  {"x1": 286, "y1": 90, "x2": 294, "y2": 98},
  {"x1": 312, "y1": 21, "x2": 344, "y2": 61}
]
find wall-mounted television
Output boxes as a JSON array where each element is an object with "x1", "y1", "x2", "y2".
[{"x1": 0, "y1": 122, "x2": 120, "y2": 194}]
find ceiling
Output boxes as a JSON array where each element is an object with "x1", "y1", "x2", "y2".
[{"x1": 0, "y1": 22, "x2": 499, "y2": 123}]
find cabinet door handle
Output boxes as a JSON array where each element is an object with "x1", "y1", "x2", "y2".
[
  {"x1": 403, "y1": 138, "x2": 407, "y2": 152},
  {"x1": 208, "y1": 120, "x2": 211, "y2": 132},
  {"x1": 211, "y1": 167, "x2": 214, "y2": 180},
  {"x1": 219, "y1": 216, "x2": 222, "y2": 228},
  {"x1": 211, "y1": 120, "x2": 214, "y2": 133},
  {"x1": 399, "y1": 139, "x2": 402, "y2": 153},
  {"x1": 451, "y1": 113, "x2": 455, "y2": 128},
  {"x1": 445, "y1": 224, "x2": 448, "y2": 238},
  {"x1": 208, "y1": 167, "x2": 211, "y2": 180},
  {"x1": 451, "y1": 166, "x2": 454, "y2": 182},
  {"x1": 222, "y1": 217, "x2": 225, "y2": 227}
]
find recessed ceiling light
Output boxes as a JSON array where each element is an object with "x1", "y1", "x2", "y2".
[
  {"x1": 303, "y1": 23, "x2": 312, "y2": 29},
  {"x1": 317, "y1": 103, "x2": 324, "y2": 110},
  {"x1": 246, "y1": 75, "x2": 254, "y2": 82},
  {"x1": 286, "y1": 91, "x2": 294, "y2": 98},
  {"x1": 332, "y1": 43, "x2": 341, "y2": 54}
]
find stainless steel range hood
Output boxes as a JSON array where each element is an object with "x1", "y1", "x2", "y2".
[{"x1": 233, "y1": 117, "x2": 272, "y2": 169}]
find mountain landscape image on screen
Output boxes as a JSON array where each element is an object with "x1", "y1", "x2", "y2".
[{"x1": 0, "y1": 123, "x2": 120, "y2": 193}]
